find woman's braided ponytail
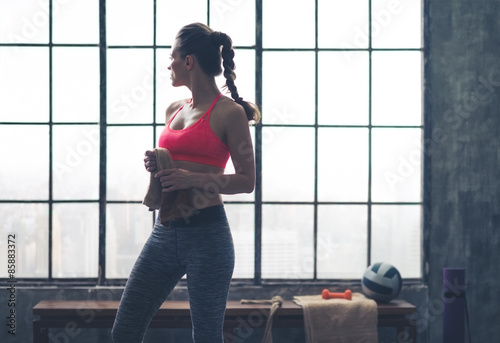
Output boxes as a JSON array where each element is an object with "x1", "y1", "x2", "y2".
[{"x1": 212, "y1": 31, "x2": 261, "y2": 123}]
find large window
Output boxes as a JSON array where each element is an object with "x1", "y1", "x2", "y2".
[{"x1": 0, "y1": 0, "x2": 422, "y2": 284}]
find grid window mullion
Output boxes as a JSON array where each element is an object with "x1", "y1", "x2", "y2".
[
  {"x1": 254, "y1": 0, "x2": 263, "y2": 286},
  {"x1": 48, "y1": 0, "x2": 54, "y2": 282},
  {"x1": 0, "y1": 0, "x2": 423, "y2": 284},
  {"x1": 98, "y1": 0, "x2": 107, "y2": 285},
  {"x1": 367, "y1": 0, "x2": 373, "y2": 268},
  {"x1": 313, "y1": 0, "x2": 319, "y2": 281}
]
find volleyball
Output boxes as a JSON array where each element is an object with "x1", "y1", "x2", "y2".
[{"x1": 361, "y1": 262, "x2": 402, "y2": 302}]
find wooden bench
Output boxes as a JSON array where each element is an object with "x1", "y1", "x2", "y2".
[{"x1": 33, "y1": 299, "x2": 417, "y2": 342}]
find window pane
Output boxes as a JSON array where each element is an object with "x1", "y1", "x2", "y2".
[
  {"x1": 107, "y1": 127, "x2": 153, "y2": 201},
  {"x1": 0, "y1": 125, "x2": 49, "y2": 200},
  {"x1": 372, "y1": 205, "x2": 421, "y2": 278},
  {"x1": 0, "y1": 0, "x2": 49, "y2": 44},
  {"x1": 53, "y1": 47, "x2": 99, "y2": 122},
  {"x1": 52, "y1": 0, "x2": 99, "y2": 44},
  {"x1": 372, "y1": 51, "x2": 422, "y2": 126},
  {"x1": 0, "y1": 204, "x2": 48, "y2": 278},
  {"x1": 262, "y1": 52, "x2": 315, "y2": 125},
  {"x1": 108, "y1": 49, "x2": 154, "y2": 124},
  {"x1": 107, "y1": 0, "x2": 153, "y2": 45},
  {"x1": 372, "y1": 128, "x2": 422, "y2": 202},
  {"x1": 106, "y1": 204, "x2": 153, "y2": 278},
  {"x1": 52, "y1": 203, "x2": 99, "y2": 278},
  {"x1": 317, "y1": 205, "x2": 367, "y2": 279},
  {"x1": 318, "y1": 51, "x2": 369, "y2": 125},
  {"x1": 318, "y1": 128, "x2": 369, "y2": 202},
  {"x1": 210, "y1": 0, "x2": 255, "y2": 46},
  {"x1": 262, "y1": 205, "x2": 314, "y2": 279},
  {"x1": 371, "y1": 0, "x2": 422, "y2": 48},
  {"x1": 263, "y1": 0, "x2": 315, "y2": 48},
  {"x1": 156, "y1": 0, "x2": 207, "y2": 46},
  {"x1": 262, "y1": 128, "x2": 315, "y2": 202},
  {"x1": 225, "y1": 204, "x2": 254, "y2": 278},
  {"x1": 53, "y1": 125, "x2": 99, "y2": 200},
  {"x1": 318, "y1": 0, "x2": 369, "y2": 49},
  {"x1": 0, "y1": 47, "x2": 49, "y2": 122}
]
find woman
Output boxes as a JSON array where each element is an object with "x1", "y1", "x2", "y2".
[{"x1": 111, "y1": 23, "x2": 260, "y2": 343}]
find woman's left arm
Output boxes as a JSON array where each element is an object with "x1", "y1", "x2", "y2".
[{"x1": 212, "y1": 106, "x2": 256, "y2": 194}]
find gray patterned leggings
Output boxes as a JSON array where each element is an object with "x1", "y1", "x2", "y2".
[{"x1": 111, "y1": 205, "x2": 234, "y2": 343}]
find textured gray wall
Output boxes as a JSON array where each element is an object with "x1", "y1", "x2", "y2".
[{"x1": 427, "y1": 0, "x2": 500, "y2": 342}]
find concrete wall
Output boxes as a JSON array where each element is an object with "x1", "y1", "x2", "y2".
[{"x1": 427, "y1": 0, "x2": 500, "y2": 342}]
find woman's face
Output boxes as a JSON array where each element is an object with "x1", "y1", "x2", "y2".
[{"x1": 168, "y1": 43, "x2": 187, "y2": 87}]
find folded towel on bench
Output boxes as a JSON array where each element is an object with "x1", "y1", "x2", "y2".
[{"x1": 293, "y1": 292, "x2": 378, "y2": 343}]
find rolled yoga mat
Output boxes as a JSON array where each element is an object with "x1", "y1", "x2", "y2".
[{"x1": 443, "y1": 268, "x2": 466, "y2": 343}]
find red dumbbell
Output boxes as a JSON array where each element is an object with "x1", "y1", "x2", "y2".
[{"x1": 322, "y1": 289, "x2": 352, "y2": 300}]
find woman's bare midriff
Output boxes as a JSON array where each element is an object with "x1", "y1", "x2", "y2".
[{"x1": 173, "y1": 160, "x2": 225, "y2": 210}]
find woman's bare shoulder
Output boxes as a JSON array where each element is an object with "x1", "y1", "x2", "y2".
[
  {"x1": 216, "y1": 96, "x2": 247, "y2": 121},
  {"x1": 165, "y1": 99, "x2": 190, "y2": 122}
]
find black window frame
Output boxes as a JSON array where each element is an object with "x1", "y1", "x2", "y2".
[{"x1": 0, "y1": 0, "x2": 426, "y2": 287}]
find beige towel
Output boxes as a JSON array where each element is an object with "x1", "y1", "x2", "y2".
[
  {"x1": 142, "y1": 148, "x2": 194, "y2": 224},
  {"x1": 293, "y1": 293, "x2": 378, "y2": 343}
]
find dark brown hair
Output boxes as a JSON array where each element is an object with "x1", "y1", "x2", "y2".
[{"x1": 175, "y1": 23, "x2": 261, "y2": 123}]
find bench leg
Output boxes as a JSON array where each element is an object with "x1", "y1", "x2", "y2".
[
  {"x1": 33, "y1": 323, "x2": 48, "y2": 343},
  {"x1": 409, "y1": 324, "x2": 417, "y2": 342},
  {"x1": 223, "y1": 323, "x2": 236, "y2": 343},
  {"x1": 396, "y1": 326, "x2": 417, "y2": 343}
]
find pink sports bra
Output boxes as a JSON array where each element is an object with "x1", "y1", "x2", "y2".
[{"x1": 158, "y1": 93, "x2": 230, "y2": 168}]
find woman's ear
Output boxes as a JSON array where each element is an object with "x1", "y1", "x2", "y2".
[{"x1": 185, "y1": 55, "x2": 194, "y2": 70}]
